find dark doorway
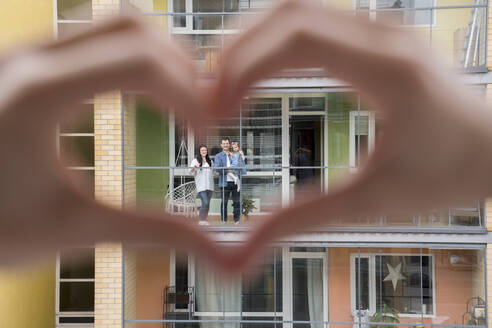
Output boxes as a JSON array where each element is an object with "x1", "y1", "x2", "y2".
[{"x1": 290, "y1": 115, "x2": 323, "y2": 190}]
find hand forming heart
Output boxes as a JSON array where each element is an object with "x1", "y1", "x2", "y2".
[{"x1": 0, "y1": 0, "x2": 491, "y2": 272}]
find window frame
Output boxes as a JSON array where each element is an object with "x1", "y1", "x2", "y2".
[
  {"x1": 352, "y1": 0, "x2": 437, "y2": 27},
  {"x1": 168, "y1": 0, "x2": 241, "y2": 34},
  {"x1": 55, "y1": 249, "x2": 95, "y2": 327},
  {"x1": 54, "y1": 0, "x2": 93, "y2": 37},
  {"x1": 349, "y1": 110, "x2": 375, "y2": 172},
  {"x1": 350, "y1": 252, "x2": 436, "y2": 318},
  {"x1": 170, "y1": 248, "x2": 285, "y2": 318}
]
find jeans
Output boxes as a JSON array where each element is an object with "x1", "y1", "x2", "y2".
[
  {"x1": 220, "y1": 181, "x2": 240, "y2": 223},
  {"x1": 198, "y1": 190, "x2": 213, "y2": 221}
]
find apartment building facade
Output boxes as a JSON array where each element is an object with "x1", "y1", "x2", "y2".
[{"x1": 0, "y1": 0, "x2": 491, "y2": 328}]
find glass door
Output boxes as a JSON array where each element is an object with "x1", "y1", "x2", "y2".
[
  {"x1": 284, "y1": 250, "x2": 328, "y2": 328},
  {"x1": 288, "y1": 95, "x2": 328, "y2": 202}
]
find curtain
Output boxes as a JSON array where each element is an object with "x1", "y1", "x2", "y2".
[
  {"x1": 195, "y1": 263, "x2": 241, "y2": 328},
  {"x1": 307, "y1": 259, "x2": 324, "y2": 328}
]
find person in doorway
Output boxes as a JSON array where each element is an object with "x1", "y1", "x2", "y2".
[
  {"x1": 215, "y1": 137, "x2": 246, "y2": 224},
  {"x1": 190, "y1": 145, "x2": 214, "y2": 226}
]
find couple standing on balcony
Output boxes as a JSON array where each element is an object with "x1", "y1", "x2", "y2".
[{"x1": 190, "y1": 137, "x2": 247, "y2": 226}]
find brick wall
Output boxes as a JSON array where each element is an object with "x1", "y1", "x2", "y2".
[
  {"x1": 94, "y1": 91, "x2": 123, "y2": 207},
  {"x1": 92, "y1": 2, "x2": 126, "y2": 328},
  {"x1": 95, "y1": 245, "x2": 123, "y2": 328}
]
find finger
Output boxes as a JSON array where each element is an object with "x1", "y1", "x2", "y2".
[
  {"x1": 6, "y1": 16, "x2": 201, "y2": 128},
  {"x1": 209, "y1": 0, "x2": 435, "y2": 119},
  {"x1": 51, "y1": 189, "x2": 231, "y2": 272}
]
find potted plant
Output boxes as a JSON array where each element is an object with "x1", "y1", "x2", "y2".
[
  {"x1": 241, "y1": 194, "x2": 257, "y2": 221},
  {"x1": 371, "y1": 304, "x2": 400, "y2": 328}
]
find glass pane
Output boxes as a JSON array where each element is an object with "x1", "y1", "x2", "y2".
[
  {"x1": 60, "y1": 136, "x2": 94, "y2": 167},
  {"x1": 58, "y1": 0, "x2": 92, "y2": 20},
  {"x1": 289, "y1": 97, "x2": 325, "y2": 112},
  {"x1": 375, "y1": 0, "x2": 433, "y2": 25},
  {"x1": 290, "y1": 247, "x2": 326, "y2": 252},
  {"x1": 60, "y1": 248, "x2": 95, "y2": 279},
  {"x1": 195, "y1": 261, "x2": 241, "y2": 312},
  {"x1": 175, "y1": 251, "x2": 189, "y2": 309},
  {"x1": 354, "y1": 257, "x2": 370, "y2": 311},
  {"x1": 375, "y1": 254, "x2": 432, "y2": 315},
  {"x1": 65, "y1": 169, "x2": 94, "y2": 196},
  {"x1": 173, "y1": 0, "x2": 186, "y2": 27},
  {"x1": 59, "y1": 317, "x2": 94, "y2": 323},
  {"x1": 292, "y1": 258, "x2": 324, "y2": 328},
  {"x1": 242, "y1": 248, "x2": 282, "y2": 312},
  {"x1": 59, "y1": 103, "x2": 94, "y2": 133},
  {"x1": 60, "y1": 282, "x2": 94, "y2": 312},
  {"x1": 243, "y1": 98, "x2": 282, "y2": 171},
  {"x1": 57, "y1": 22, "x2": 92, "y2": 39}
]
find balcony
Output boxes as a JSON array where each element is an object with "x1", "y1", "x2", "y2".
[{"x1": 127, "y1": 0, "x2": 488, "y2": 73}]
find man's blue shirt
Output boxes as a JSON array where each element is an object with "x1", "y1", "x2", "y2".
[{"x1": 214, "y1": 151, "x2": 247, "y2": 188}]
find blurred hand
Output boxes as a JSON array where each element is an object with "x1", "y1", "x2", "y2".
[
  {"x1": 208, "y1": 0, "x2": 492, "y2": 270},
  {"x1": 2, "y1": 1, "x2": 492, "y2": 274},
  {"x1": 0, "y1": 15, "x2": 225, "y2": 267}
]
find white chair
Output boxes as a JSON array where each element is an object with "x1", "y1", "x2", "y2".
[{"x1": 164, "y1": 181, "x2": 198, "y2": 218}]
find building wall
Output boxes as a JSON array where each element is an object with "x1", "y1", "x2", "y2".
[
  {"x1": 0, "y1": 261, "x2": 56, "y2": 328},
  {"x1": 135, "y1": 247, "x2": 171, "y2": 328},
  {"x1": 93, "y1": 2, "x2": 125, "y2": 326},
  {"x1": 0, "y1": 0, "x2": 54, "y2": 53},
  {"x1": 329, "y1": 248, "x2": 479, "y2": 327},
  {"x1": 0, "y1": 1, "x2": 56, "y2": 327}
]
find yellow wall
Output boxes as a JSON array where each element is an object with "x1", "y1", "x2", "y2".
[
  {"x1": 0, "y1": 0, "x2": 54, "y2": 53},
  {"x1": 0, "y1": 1, "x2": 55, "y2": 327},
  {"x1": 0, "y1": 260, "x2": 56, "y2": 328}
]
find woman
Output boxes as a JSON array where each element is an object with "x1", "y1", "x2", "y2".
[{"x1": 190, "y1": 145, "x2": 214, "y2": 225}]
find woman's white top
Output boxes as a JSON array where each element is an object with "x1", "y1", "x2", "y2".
[{"x1": 190, "y1": 158, "x2": 214, "y2": 192}]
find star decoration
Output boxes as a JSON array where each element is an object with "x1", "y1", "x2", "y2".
[{"x1": 383, "y1": 262, "x2": 406, "y2": 291}]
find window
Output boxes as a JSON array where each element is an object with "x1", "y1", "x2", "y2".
[
  {"x1": 355, "y1": 0, "x2": 435, "y2": 26},
  {"x1": 173, "y1": 249, "x2": 282, "y2": 316},
  {"x1": 351, "y1": 253, "x2": 435, "y2": 316},
  {"x1": 56, "y1": 0, "x2": 92, "y2": 39},
  {"x1": 170, "y1": 0, "x2": 272, "y2": 32},
  {"x1": 58, "y1": 102, "x2": 95, "y2": 195},
  {"x1": 349, "y1": 111, "x2": 375, "y2": 171},
  {"x1": 57, "y1": 248, "x2": 95, "y2": 326}
]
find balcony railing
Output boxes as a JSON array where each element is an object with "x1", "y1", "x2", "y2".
[
  {"x1": 126, "y1": 166, "x2": 484, "y2": 230},
  {"x1": 136, "y1": 0, "x2": 488, "y2": 73}
]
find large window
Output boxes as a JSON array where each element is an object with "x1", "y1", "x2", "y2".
[
  {"x1": 56, "y1": 248, "x2": 95, "y2": 326},
  {"x1": 127, "y1": 92, "x2": 484, "y2": 228},
  {"x1": 355, "y1": 0, "x2": 435, "y2": 26},
  {"x1": 56, "y1": 0, "x2": 92, "y2": 39},
  {"x1": 124, "y1": 246, "x2": 486, "y2": 328},
  {"x1": 351, "y1": 253, "x2": 434, "y2": 316}
]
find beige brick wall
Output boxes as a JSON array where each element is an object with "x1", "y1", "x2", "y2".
[
  {"x1": 93, "y1": 0, "x2": 121, "y2": 20},
  {"x1": 123, "y1": 94, "x2": 137, "y2": 327},
  {"x1": 95, "y1": 245, "x2": 123, "y2": 328},
  {"x1": 94, "y1": 91, "x2": 123, "y2": 207},
  {"x1": 92, "y1": 3, "x2": 126, "y2": 328},
  {"x1": 94, "y1": 90, "x2": 125, "y2": 328}
]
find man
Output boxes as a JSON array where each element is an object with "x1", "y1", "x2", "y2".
[{"x1": 215, "y1": 137, "x2": 247, "y2": 224}]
